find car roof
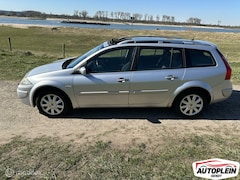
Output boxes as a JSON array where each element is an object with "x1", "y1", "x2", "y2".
[{"x1": 108, "y1": 36, "x2": 217, "y2": 48}]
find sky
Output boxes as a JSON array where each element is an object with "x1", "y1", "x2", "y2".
[{"x1": 0, "y1": 0, "x2": 240, "y2": 26}]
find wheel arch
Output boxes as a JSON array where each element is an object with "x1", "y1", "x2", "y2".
[
  {"x1": 31, "y1": 85, "x2": 73, "y2": 108},
  {"x1": 171, "y1": 81, "x2": 214, "y2": 107},
  {"x1": 172, "y1": 86, "x2": 211, "y2": 108}
]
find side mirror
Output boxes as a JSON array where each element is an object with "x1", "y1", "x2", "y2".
[{"x1": 79, "y1": 67, "x2": 87, "y2": 75}]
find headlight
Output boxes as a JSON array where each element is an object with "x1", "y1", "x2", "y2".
[{"x1": 19, "y1": 77, "x2": 32, "y2": 85}]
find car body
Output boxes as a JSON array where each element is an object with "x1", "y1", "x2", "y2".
[{"x1": 17, "y1": 36, "x2": 232, "y2": 117}]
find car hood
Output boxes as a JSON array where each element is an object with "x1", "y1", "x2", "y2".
[{"x1": 26, "y1": 57, "x2": 74, "y2": 77}]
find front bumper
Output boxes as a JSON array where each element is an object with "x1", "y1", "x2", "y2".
[
  {"x1": 17, "y1": 89, "x2": 28, "y2": 98},
  {"x1": 17, "y1": 85, "x2": 32, "y2": 106}
]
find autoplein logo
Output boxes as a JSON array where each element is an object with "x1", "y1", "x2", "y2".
[{"x1": 192, "y1": 158, "x2": 239, "y2": 180}]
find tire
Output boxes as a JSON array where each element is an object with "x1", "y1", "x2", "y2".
[
  {"x1": 36, "y1": 90, "x2": 71, "y2": 117},
  {"x1": 174, "y1": 91, "x2": 207, "y2": 118}
]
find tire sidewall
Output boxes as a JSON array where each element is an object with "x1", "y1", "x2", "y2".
[
  {"x1": 36, "y1": 90, "x2": 71, "y2": 117},
  {"x1": 174, "y1": 91, "x2": 207, "y2": 118}
]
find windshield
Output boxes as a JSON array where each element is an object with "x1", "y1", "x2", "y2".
[{"x1": 67, "y1": 42, "x2": 107, "y2": 68}]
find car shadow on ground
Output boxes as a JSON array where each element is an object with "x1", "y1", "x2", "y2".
[{"x1": 66, "y1": 90, "x2": 240, "y2": 123}]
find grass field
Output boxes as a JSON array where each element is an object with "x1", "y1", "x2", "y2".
[
  {"x1": 0, "y1": 26, "x2": 240, "y2": 82},
  {"x1": 0, "y1": 26, "x2": 240, "y2": 179},
  {"x1": 1, "y1": 133, "x2": 239, "y2": 179}
]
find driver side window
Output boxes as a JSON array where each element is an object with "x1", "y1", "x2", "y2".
[{"x1": 86, "y1": 47, "x2": 134, "y2": 73}]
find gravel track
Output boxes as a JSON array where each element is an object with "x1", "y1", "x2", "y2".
[{"x1": 0, "y1": 80, "x2": 239, "y2": 147}]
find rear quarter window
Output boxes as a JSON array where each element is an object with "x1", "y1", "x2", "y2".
[{"x1": 185, "y1": 49, "x2": 216, "y2": 68}]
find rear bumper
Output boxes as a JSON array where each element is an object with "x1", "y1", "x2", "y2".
[
  {"x1": 211, "y1": 81, "x2": 232, "y2": 103},
  {"x1": 222, "y1": 87, "x2": 232, "y2": 98}
]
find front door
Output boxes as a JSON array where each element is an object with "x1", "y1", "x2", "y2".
[{"x1": 73, "y1": 47, "x2": 134, "y2": 107}]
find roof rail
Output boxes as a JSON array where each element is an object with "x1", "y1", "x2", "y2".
[
  {"x1": 109, "y1": 36, "x2": 216, "y2": 47},
  {"x1": 119, "y1": 35, "x2": 183, "y2": 39}
]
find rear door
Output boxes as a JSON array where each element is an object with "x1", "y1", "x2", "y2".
[{"x1": 129, "y1": 47, "x2": 185, "y2": 106}]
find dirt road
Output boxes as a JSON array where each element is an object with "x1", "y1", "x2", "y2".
[{"x1": 0, "y1": 81, "x2": 239, "y2": 147}]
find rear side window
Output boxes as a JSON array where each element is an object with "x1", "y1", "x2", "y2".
[
  {"x1": 186, "y1": 49, "x2": 216, "y2": 68},
  {"x1": 136, "y1": 47, "x2": 183, "y2": 71}
]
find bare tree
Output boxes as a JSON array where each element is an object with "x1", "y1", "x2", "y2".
[
  {"x1": 104, "y1": 11, "x2": 108, "y2": 19},
  {"x1": 187, "y1": 17, "x2": 201, "y2": 24},
  {"x1": 124, "y1": 12, "x2": 131, "y2": 20},
  {"x1": 144, "y1": 14, "x2": 148, "y2": 21},
  {"x1": 94, "y1": 11, "x2": 102, "y2": 19},
  {"x1": 148, "y1": 15, "x2": 153, "y2": 21},
  {"x1": 73, "y1": 10, "x2": 79, "y2": 17},
  {"x1": 81, "y1": 10, "x2": 88, "y2": 18},
  {"x1": 132, "y1": 13, "x2": 142, "y2": 21},
  {"x1": 162, "y1": 15, "x2": 175, "y2": 22},
  {"x1": 119, "y1": 12, "x2": 125, "y2": 20},
  {"x1": 162, "y1": 15, "x2": 167, "y2": 22}
]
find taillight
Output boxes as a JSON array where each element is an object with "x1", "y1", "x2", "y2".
[{"x1": 218, "y1": 51, "x2": 232, "y2": 80}]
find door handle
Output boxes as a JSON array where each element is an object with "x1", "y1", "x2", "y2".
[
  {"x1": 165, "y1": 75, "x2": 178, "y2": 81},
  {"x1": 118, "y1": 78, "x2": 129, "y2": 83}
]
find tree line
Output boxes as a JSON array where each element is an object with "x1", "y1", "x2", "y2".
[
  {"x1": 73, "y1": 10, "x2": 201, "y2": 24},
  {"x1": 1, "y1": 9, "x2": 229, "y2": 27}
]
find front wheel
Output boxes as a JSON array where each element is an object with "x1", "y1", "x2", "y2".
[
  {"x1": 174, "y1": 92, "x2": 207, "y2": 117},
  {"x1": 36, "y1": 90, "x2": 71, "y2": 117}
]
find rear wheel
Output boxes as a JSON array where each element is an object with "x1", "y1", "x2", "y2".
[
  {"x1": 36, "y1": 90, "x2": 71, "y2": 117},
  {"x1": 174, "y1": 92, "x2": 207, "y2": 117}
]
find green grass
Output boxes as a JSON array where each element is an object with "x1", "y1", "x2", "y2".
[
  {"x1": 0, "y1": 134, "x2": 239, "y2": 179},
  {"x1": 0, "y1": 50, "x2": 56, "y2": 80},
  {"x1": 230, "y1": 62, "x2": 240, "y2": 83},
  {"x1": 0, "y1": 26, "x2": 240, "y2": 83},
  {"x1": 0, "y1": 26, "x2": 118, "y2": 57},
  {"x1": 1, "y1": 25, "x2": 240, "y2": 59},
  {"x1": 1, "y1": 26, "x2": 240, "y2": 82}
]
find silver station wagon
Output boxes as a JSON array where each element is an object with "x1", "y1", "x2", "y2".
[{"x1": 17, "y1": 36, "x2": 232, "y2": 118}]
